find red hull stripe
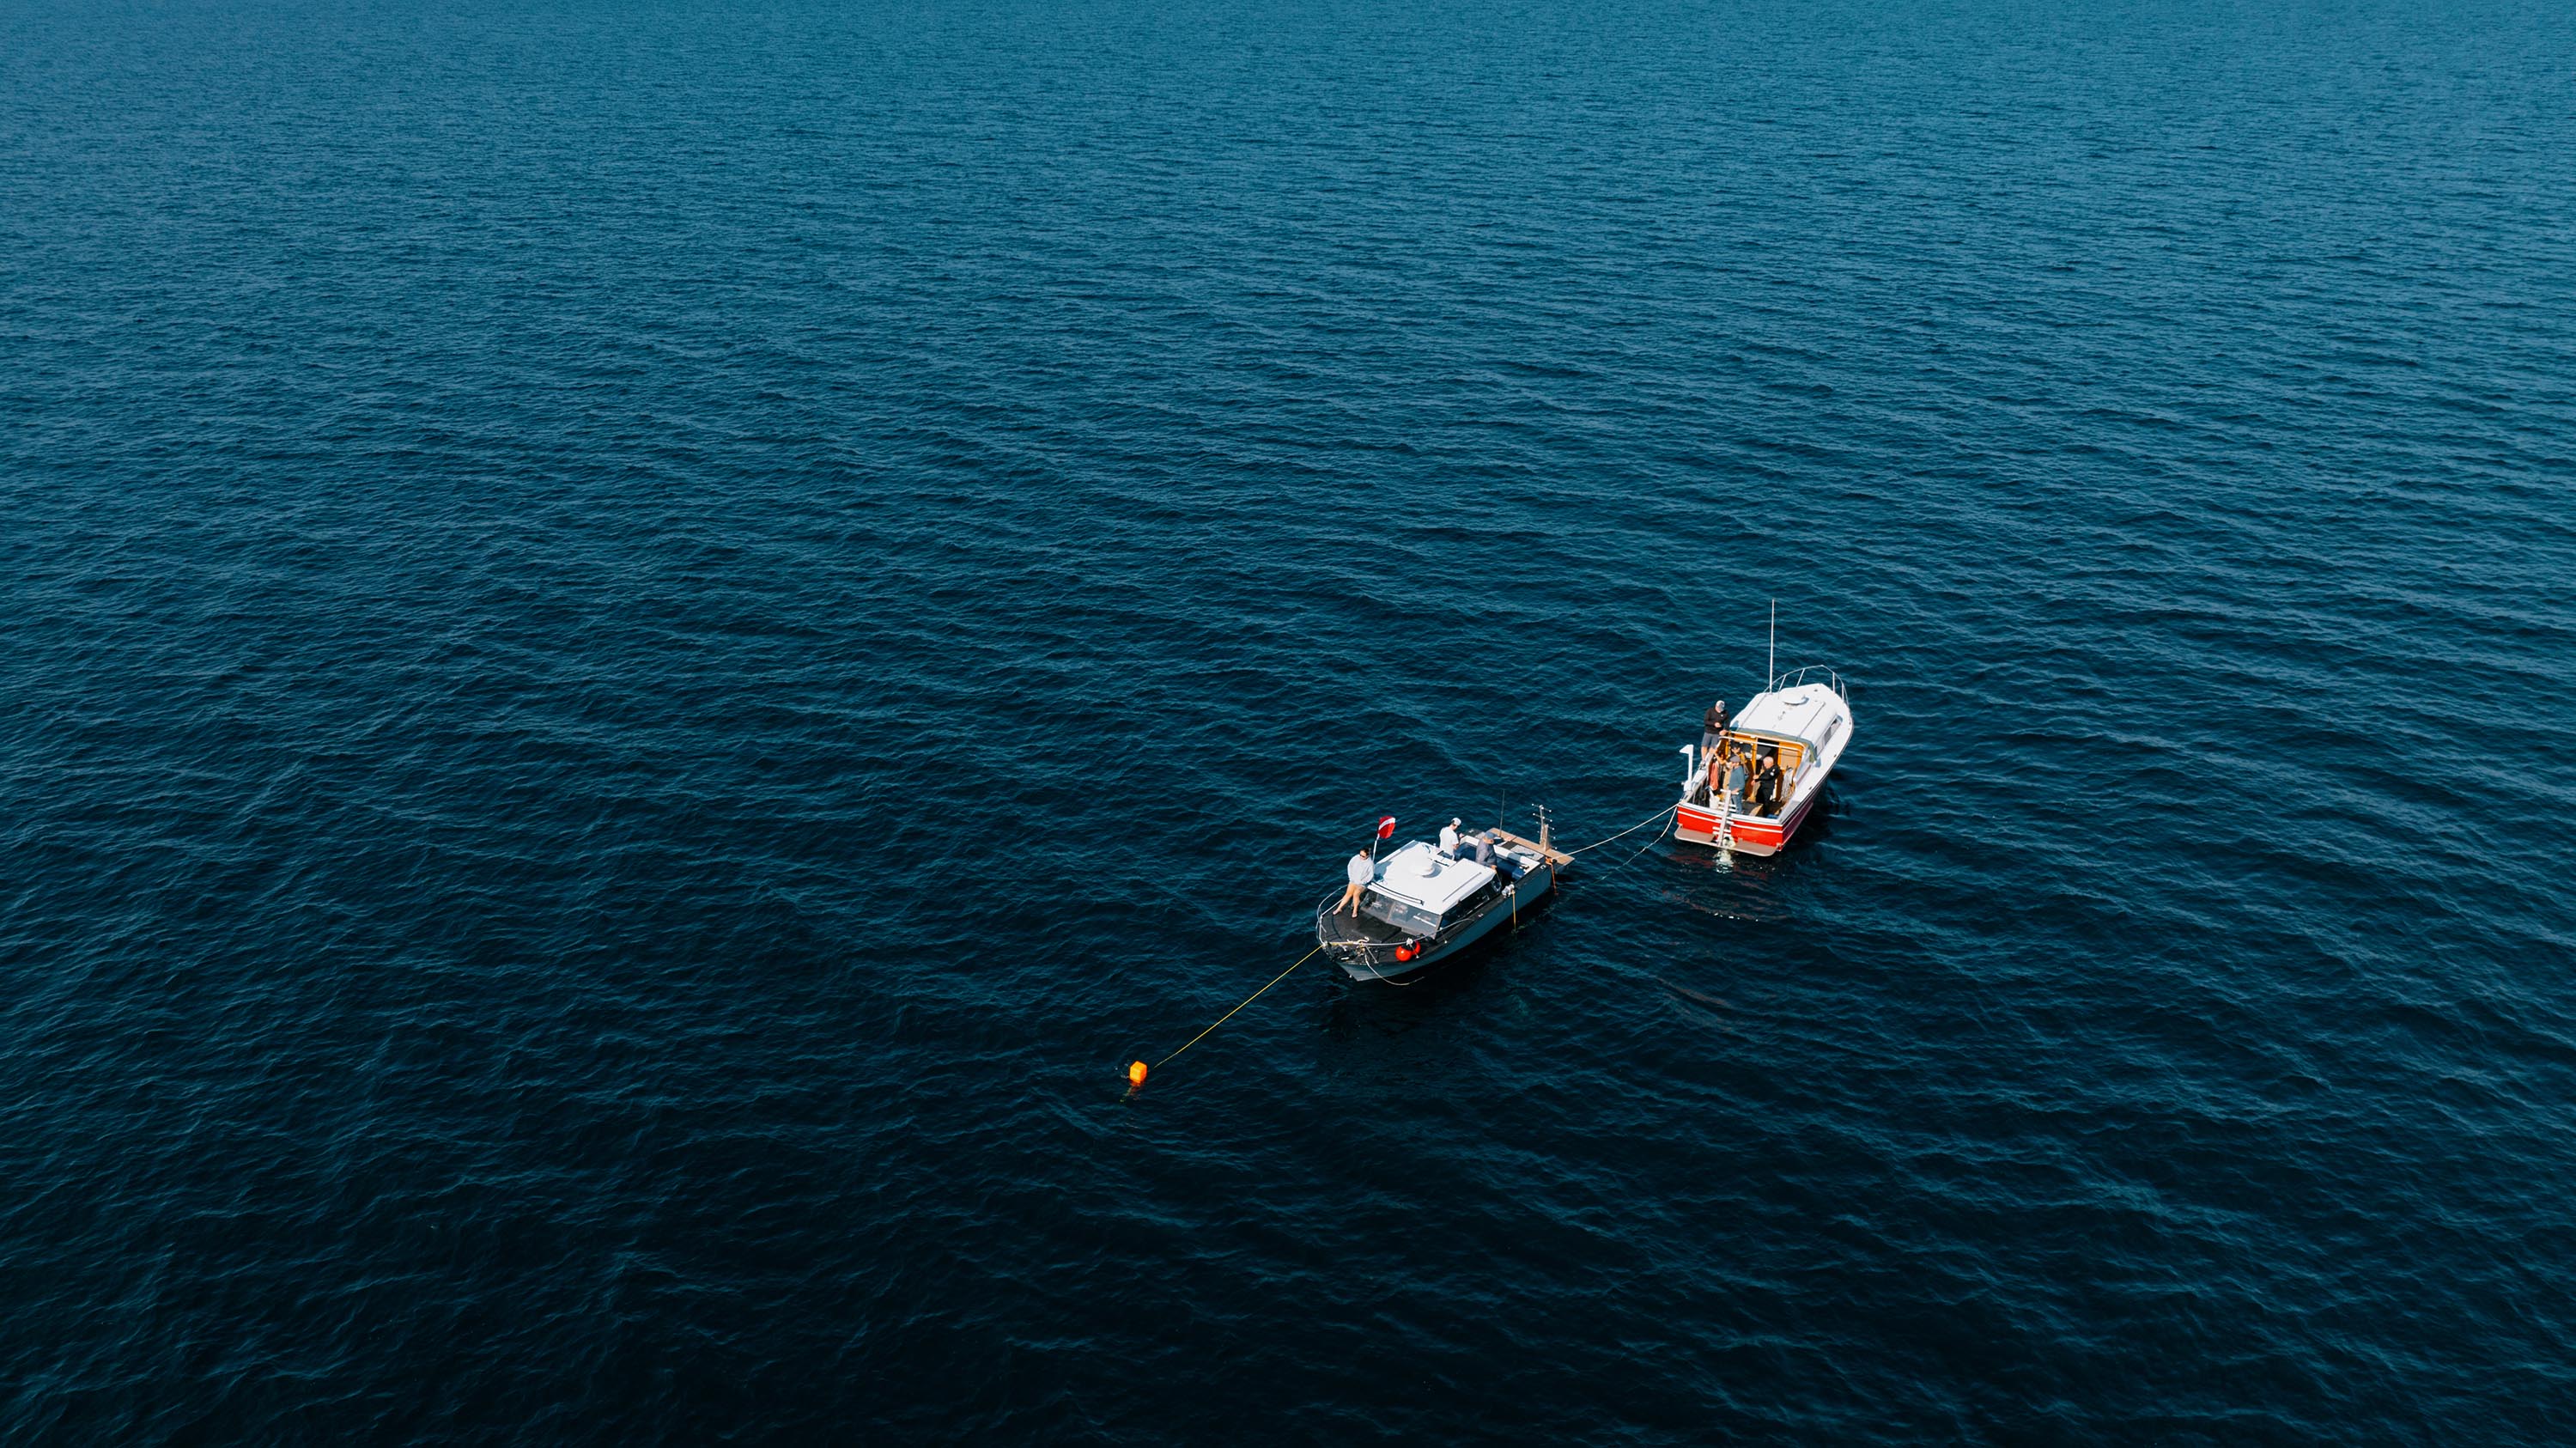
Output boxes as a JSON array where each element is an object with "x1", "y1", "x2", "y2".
[{"x1": 1677, "y1": 795, "x2": 1814, "y2": 847}]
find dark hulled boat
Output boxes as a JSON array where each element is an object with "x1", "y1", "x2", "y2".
[{"x1": 1315, "y1": 821, "x2": 1571, "y2": 983}]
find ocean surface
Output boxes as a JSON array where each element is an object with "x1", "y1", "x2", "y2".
[{"x1": 5, "y1": 0, "x2": 2573, "y2": 1439}]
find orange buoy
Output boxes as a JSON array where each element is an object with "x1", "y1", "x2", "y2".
[
  {"x1": 1394, "y1": 946, "x2": 1414, "y2": 963},
  {"x1": 1127, "y1": 1060, "x2": 1149, "y2": 1088}
]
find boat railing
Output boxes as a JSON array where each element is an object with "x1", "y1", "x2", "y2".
[{"x1": 1768, "y1": 664, "x2": 1850, "y2": 698}]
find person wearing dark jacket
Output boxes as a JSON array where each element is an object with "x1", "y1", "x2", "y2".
[{"x1": 1699, "y1": 699, "x2": 1729, "y2": 761}]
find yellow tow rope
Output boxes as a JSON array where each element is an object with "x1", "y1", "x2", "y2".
[{"x1": 1126, "y1": 944, "x2": 1323, "y2": 1092}]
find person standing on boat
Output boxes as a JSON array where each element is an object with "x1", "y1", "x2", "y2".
[
  {"x1": 1438, "y1": 818, "x2": 1461, "y2": 858},
  {"x1": 1341, "y1": 848, "x2": 1375, "y2": 915},
  {"x1": 1724, "y1": 751, "x2": 1752, "y2": 812},
  {"x1": 1700, "y1": 699, "x2": 1729, "y2": 758},
  {"x1": 1753, "y1": 752, "x2": 1783, "y2": 815}
]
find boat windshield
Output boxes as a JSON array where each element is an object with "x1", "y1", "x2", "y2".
[{"x1": 1361, "y1": 894, "x2": 1443, "y2": 935}]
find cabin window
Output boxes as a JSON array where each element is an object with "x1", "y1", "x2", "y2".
[
  {"x1": 1725, "y1": 733, "x2": 1802, "y2": 772},
  {"x1": 1363, "y1": 894, "x2": 1443, "y2": 935}
]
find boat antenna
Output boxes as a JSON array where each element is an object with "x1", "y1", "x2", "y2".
[{"x1": 1767, "y1": 598, "x2": 1776, "y2": 689}]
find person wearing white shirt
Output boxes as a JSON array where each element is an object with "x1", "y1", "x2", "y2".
[
  {"x1": 1340, "y1": 849, "x2": 1374, "y2": 915},
  {"x1": 1437, "y1": 818, "x2": 1461, "y2": 858}
]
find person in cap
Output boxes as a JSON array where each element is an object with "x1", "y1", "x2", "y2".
[
  {"x1": 1341, "y1": 847, "x2": 1375, "y2": 915},
  {"x1": 1438, "y1": 818, "x2": 1461, "y2": 858},
  {"x1": 1700, "y1": 699, "x2": 1729, "y2": 757}
]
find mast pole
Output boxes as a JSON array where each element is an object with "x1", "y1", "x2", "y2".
[{"x1": 1768, "y1": 598, "x2": 1776, "y2": 688}]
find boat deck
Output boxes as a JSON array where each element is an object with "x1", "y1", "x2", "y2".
[
  {"x1": 1486, "y1": 829, "x2": 1572, "y2": 868},
  {"x1": 1686, "y1": 779, "x2": 1786, "y2": 822},
  {"x1": 1317, "y1": 903, "x2": 1408, "y2": 949}
]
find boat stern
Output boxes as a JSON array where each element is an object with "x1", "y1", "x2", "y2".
[{"x1": 1675, "y1": 805, "x2": 1783, "y2": 854}]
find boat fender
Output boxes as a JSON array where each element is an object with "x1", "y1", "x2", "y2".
[{"x1": 1394, "y1": 943, "x2": 1415, "y2": 963}]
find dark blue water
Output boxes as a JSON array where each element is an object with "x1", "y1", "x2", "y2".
[{"x1": 6, "y1": 0, "x2": 2574, "y2": 1439}]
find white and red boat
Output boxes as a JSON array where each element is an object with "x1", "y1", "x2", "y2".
[{"x1": 1673, "y1": 666, "x2": 1852, "y2": 855}]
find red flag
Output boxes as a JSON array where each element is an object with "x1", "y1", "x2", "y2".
[{"x1": 1376, "y1": 816, "x2": 1397, "y2": 840}]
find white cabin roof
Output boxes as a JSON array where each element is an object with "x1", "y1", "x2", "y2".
[
  {"x1": 1733, "y1": 684, "x2": 1850, "y2": 747},
  {"x1": 1366, "y1": 841, "x2": 1494, "y2": 916}
]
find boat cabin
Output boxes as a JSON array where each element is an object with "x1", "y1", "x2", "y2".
[
  {"x1": 1729, "y1": 684, "x2": 1846, "y2": 762},
  {"x1": 1363, "y1": 841, "x2": 1499, "y2": 934}
]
